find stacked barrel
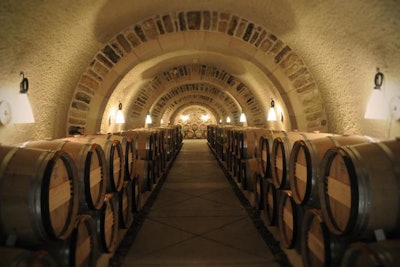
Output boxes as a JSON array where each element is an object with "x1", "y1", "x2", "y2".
[
  {"x1": 0, "y1": 126, "x2": 182, "y2": 267},
  {"x1": 208, "y1": 125, "x2": 400, "y2": 267}
]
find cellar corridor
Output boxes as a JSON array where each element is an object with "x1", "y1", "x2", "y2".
[{"x1": 115, "y1": 139, "x2": 283, "y2": 267}]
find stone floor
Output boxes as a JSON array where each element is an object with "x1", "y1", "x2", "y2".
[{"x1": 113, "y1": 139, "x2": 289, "y2": 267}]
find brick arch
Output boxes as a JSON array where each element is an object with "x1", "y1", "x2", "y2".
[
  {"x1": 67, "y1": 10, "x2": 327, "y2": 135},
  {"x1": 165, "y1": 102, "x2": 222, "y2": 126}
]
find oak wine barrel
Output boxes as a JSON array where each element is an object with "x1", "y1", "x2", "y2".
[
  {"x1": 278, "y1": 190, "x2": 304, "y2": 249},
  {"x1": 46, "y1": 214, "x2": 99, "y2": 267},
  {"x1": 253, "y1": 172, "x2": 264, "y2": 210},
  {"x1": 135, "y1": 159, "x2": 154, "y2": 192},
  {"x1": 301, "y1": 209, "x2": 348, "y2": 267},
  {"x1": 0, "y1": 146, "x2": 79, "y2": 247},
  {"x1": 111, "y1": 133, "x2": 136, "y2": 181},
  {"x1": 118, "y1": 181, "x2": 134, "y2": 229},
  {"x1": 319, "y1": 139, "x2": 400, "y2": 237},
  {"x1": 239, "y1": 157, "x2": 260, "y2": 191},
  {"x1": 131, "y1": 175, "x2": 142, "y2": 212},
  {"x1": 263, "y1": 180, "x2": 279, "y2": 226},
  {"x1": 259, "y1": 130, "x2": 285, "y2": 178},
  {"x1": 70, "y1": 135, "x2": 124, "y2": 193},
  {"x1": 24, "y1": 139, "x2": 107, "y2": 211},
  {"x1": 272, "y1": 131, "x2": 330, "y2": 189},
  {"x1": 340, "y1": 239, "x2": 400, "y2": 267},
  {"x1": 92, "y1": 193, "x2": 119, "y2": 253},
  {"x1": 289, "y1": 135, "x2": 376, "y2": 207}
]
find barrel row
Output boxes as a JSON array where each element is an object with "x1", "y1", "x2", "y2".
[
  {"x1": 207, "y1": 125, "x2": 400, "y2": 267},
  {"x1": 181, "y1": 123, "x2": 207, "y2": 139},
  {"x1": 0, "y1": 125, "x2": 182, "y2": 267}
]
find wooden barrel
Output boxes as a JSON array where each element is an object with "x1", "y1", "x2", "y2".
[
  {"x1": 68, "y1": 135, "x2": 124, "y2": 193},
  {"x1": 239, "y1": 158, "x2": 260, "y2": 191},
  {"x1": 278, "y1": 190, "x2": 304, "y2": 249},
  {"x1": 253, "y1": 172, "x2": 264, "y2": 210},
  {"x1": 122, "y1": 129, "x2": 156, "y2": 161},
  {"x1": 0, "y1": 146, "x2": 79, "y2": 247},
  {"x1": 319, "y1": 139, "x2": 400, "y2": 237},
  {"x1": 289, "y1": 135, "x2": 376, "y2": 207},
  {"x1": 191, "y1": 123, "x2": 199, "y2": 132},
  {"x1": 93, "y1": 193, "x2": 118, "y2": 253},
  {"x1": 0, "y1": 247, "x2": 57, "y2": 267},
  {"x1": 24, "y1": 139, "x2": 106, "y2": 212},
  {"x1": 195, "y1": 131, "x2": 202, "y2": 139},
  {"x1": 238, "y1": 127, "x2": 269, "y2": 160},
  {"x1": 131, "y1": 175, "x2": 142, "y2": 212},
  {"x1": 200, "y1": 123, "x2": 207, "y2": 131},
  {"x1": 259, "y1": 130, "x2": 286, "y2": 178},
  {"x1": 186, "y1": 130, "x2": 195, "y2": 139},
  {"x1": 301, "y1": 209, "x2": 348, "y2": 267},
  {"x1": 272, "y1": 132, "x2": 330, "y2": 189},
  {"x1": 340, "y1": 239, "x2": 400, "y2": 267},
  {"x1": 135, "y1": 159, "x2": 154, "y2": 192},
  {"x1": 111, "y1": 133, "x2": 136, "y2": 181},
  {"x1": 118, "y1": 181, "x2": 133, "y2": 229},
  {"x1": 46, "y1": 214, "x2": 99, "y2": 267},
  {"x1": 263, "y1": 180, "x2": 279, "y2": 226}
]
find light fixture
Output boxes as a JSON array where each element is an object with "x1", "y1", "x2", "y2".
[
  {"x1": 13, "y1": 72, "x2": 35, "y2": 123},
  {"x1": 240, "y1": 112, "x2": 246, "y2": 122},
  {"x1": 201, "y1": 114, "x2": 210, "y2": 121},
  {"x1": 115, "y1": 102, "x2": 125, "y2": 124},
  {"x1": 145, "y1": 114, "x2": 152, "y2": 124},
  {"x1": 267, "y1": 98, "x2": 277, "y2": 121},
  {"x1": 364, "y1": 68, "x2": 389, "y2": 120},
  {"x1": 226, "y1": 116, "x2": 231, "y2": 124},
  {"x1": 181, "y1": 114, "x2": 189, "y2": 122}
]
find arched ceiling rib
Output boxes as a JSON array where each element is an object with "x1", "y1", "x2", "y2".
[{"x1": 69, "y1": 10, "x2": 328, "y2": 135}]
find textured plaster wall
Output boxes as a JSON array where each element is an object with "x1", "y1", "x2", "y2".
[{"x1": 0, "y1": 0, "x2": 399, "y2": 146}]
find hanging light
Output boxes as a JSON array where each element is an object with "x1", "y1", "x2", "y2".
[
  {"x1": 267, "y1": 98, "x2": 277, "y2": 121},
  {"x1": 145, "y1": 114, "x2": 152, "y2": 124},
  {"x1": 364, "y1": 68, "x2": 389, "y2": 120},
  {"x1": 115, "y1": 102, "x2": 125, "y2": 124},
  {"x1": 240, "y1": 112, "x2": 246, "y2": 122},
  {"x1": 13, "y1": 72, "x2": 35, "y2": 123},
  {"x1": 226, "y1": 116, "x2": 231, "y2": 123}
]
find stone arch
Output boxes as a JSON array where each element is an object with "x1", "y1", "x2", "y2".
[{"x1": 67, "y1": 10, "x2": 327, "y2": 135}]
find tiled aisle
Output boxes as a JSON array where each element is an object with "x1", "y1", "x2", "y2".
[{"x1": 121, "y1": 139, "x2": 281, "y2": 267}]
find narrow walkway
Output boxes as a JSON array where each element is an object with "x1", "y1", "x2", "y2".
[{"x1": 119, "y1": 139, "x2": 281, "y2": 267}]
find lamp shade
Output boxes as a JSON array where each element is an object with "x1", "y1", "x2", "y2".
[
  {"x1": 13, "y1": 92, "x2": 35, "y2": 123},
  {"x1": 267, "y1": 98, "x2": 277, "y2": 121},
  {"x1": 364, "y1": 88, "x2": 389, "y2": 120},
  {"x1": 145, "y1": 114, "x2": 152, "y2": 124},
  {"x1": 240, "y1": 112, "x2": 246, "y2": 122},
  {"x1": 115, "y1": 102, "x2": 125, "y2": 124},
  {"x1": 226, "y1": 116, "x2": 231, "y2": 123}
]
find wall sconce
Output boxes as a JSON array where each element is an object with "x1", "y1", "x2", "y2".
[
  {"x1": 12, "y1": 72, "x2": 35, "y2": 124},
  {"x1": 267, "y1": 98, "x2": 277, "y2": 121},
  {"x1": 115, "y1": 102, "x2": 125, "y2": 124},
  {"x1": 240, "y1": 112, "x2": 246, "y2": 122},
  {"x1": 364, "y1": 68, "x2": 389, "y2": 120},
  {"x1": 145, "y1": 114, "x2": 152, "y2": 124},
  {"x1": 201, "y1": 114, "x2": 210, "y2": 121},
  {"x1": 226, "y1": 116, "x2": 231, "y2": 124}
]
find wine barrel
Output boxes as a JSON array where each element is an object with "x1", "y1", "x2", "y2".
[
  {"x1": 253, "y1": 172, "x2": 264, "y2": 210},
  {"x1": 301, "y1": 209, "x2": 348, "y2": 267},
  {"x1": 24, "y1": 139, "x2": 106, "y2": 212},
  {"x1": 120, "y1": 129, "x2": 156, "y2": 161},
  {"x1": 118, "y1": 181, "x2": 134, "y2": 229},
  {"x1": 239, "y1": 158, "x2": 260, "y2": 191},
  {"x1": 135, "y1": 159, "x2": 154, "y2": 192},
  {"x1": 278, "y1": 190, "x2": 304, "y2": 249},
  {"x1": 238, "y1": 127, "x2": 269, "y2": 160},
  {"x1": 191, "y1": 123, "x2": 199, "y2": 132},
  {"x1": 263, "y1": 180, "x2": 279, "y2": 226},
  {"x1": 319, "y1": 139, "x2": 400, "y2": 237},
  {"x1": 92, "y1": 193, "x2": 118, "y2": 253},
  {"x1": 0, "y1": 146, "x2": 79, "y2": 247},
  {"x1": 111, "y1": 133, "x2": 136, "y2": 181},
  {"x1": 46, "y1": 214, "x2": 99, "y2": 267},
  {"x1": 68, "y1": 135, "x2": 124, "y2": 193},
  {"x1": 272, "y1": 131, "x2": 330, "y2": 189},
  {"x1": 259, "y1": 130, "x2": 286, "y2": 178},
  {"x1": 131, "y1": 175, "x2": 142, "y2": 212},
  {"x1": 340, "y1": 239, "x2": 400, "y2": 267},
  {"x1": 186, "y1": 130, "x2": 195, "y2": 139},
  {"x1": 0, "y1": 247, "x2": 57, "y2": 267},
  {"x1": 289, "y1": 135, "x2": 375, "y2": 207}
]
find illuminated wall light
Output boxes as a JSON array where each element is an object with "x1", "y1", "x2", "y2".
[
  {"x1": 12, "y1": 72, "x2": 35, "y2": 124},
  {"x1": 226, "y1": 116, "x2": 231, "y2": 123},
  {"x1": 181, "y1": 114, "x2": 189, "y2": 121},
  {"x1": 145, "y1": 114, "x2": 152, "y2": 124},
  {"x1": 267, "y1": 98, "x2": 277, "y2": 121},
  {"x1": 115, "y1": 102, "x2": 125, "y2": 124},
  {"x1": 201, "y1": 114, "x2": 210, "y2": 121},
  {"x1": 240, "y1": 112, "x2": 246, "y2": 122},
  {"x1": 364, "y1": 68, "x2": 389, "y2": 120}
]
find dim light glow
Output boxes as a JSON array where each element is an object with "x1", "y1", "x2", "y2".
[
  {"x1": 115, "y1": 102, "x2": 125, "y2": 124},
  {"x1": 240, "y1": 112, "x2": 246, "y2": 122},
  {"x1": 226, "y1": 116, "x2": 231, "y2": 123},
  {"x1": 181, "y1": 114, "x2": 189, "y2": 121},
  {"x1": 364, "y1": 88, "x2": 389, "y2": 119},
  {"x1": 267, "y1": 98, "x2": 277, "y2": 121},
  {"x1": 13, "y1": 92, "x2": 35, "y2": 124},
  {"x1": 146, "y1": 114, "x2": 152, "y2": 124}
]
